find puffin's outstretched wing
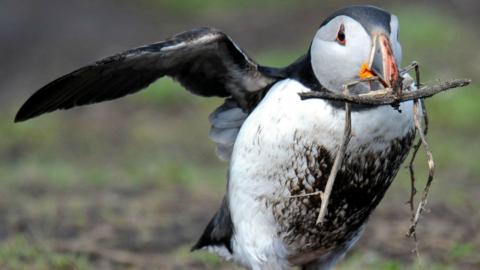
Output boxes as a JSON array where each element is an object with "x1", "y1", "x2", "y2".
[{"x1": 15, "y1": 27, "x2": 285, "y2": 122}]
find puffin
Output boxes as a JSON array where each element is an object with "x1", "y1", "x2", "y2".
[{"x1": 15, "y1": 5, "x2": 416, "y2": 270}]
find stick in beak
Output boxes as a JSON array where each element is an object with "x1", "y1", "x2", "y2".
[{"x1": 367, "y1": 33, "x2": 401, "y2": 95}]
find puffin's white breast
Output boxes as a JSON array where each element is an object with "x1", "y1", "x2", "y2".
[
  {"x1": 230, "y1": 78, "x2": 414, "y2": 189},
  {"x1": 226, "y1": 79, "x2": 415, "y2": 268}
]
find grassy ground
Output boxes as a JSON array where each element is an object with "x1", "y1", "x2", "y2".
[{"x1": 0, "y1": 2, "x2": 479, "y2": 270}]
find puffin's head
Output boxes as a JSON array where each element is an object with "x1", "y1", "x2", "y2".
[{"x1": 310, "y1": 5, "x2": 402, "y2": 93}]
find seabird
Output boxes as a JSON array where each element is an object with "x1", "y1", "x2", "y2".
[{"x1": 15, "y1": 5, "x2": 416, "y2": 270}]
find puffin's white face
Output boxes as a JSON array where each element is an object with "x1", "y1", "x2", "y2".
[{"x1": 311, "y1": 14, "x2": 402, "y2": 93}]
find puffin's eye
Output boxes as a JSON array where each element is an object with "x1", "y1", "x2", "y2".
[{"x1": 336, "y1": 24, "x2": 346, "y2": 45}]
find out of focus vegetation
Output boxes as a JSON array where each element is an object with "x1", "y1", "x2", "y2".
[{"x1": 0, "y1": 1, "x2": 478, "y2": 269}]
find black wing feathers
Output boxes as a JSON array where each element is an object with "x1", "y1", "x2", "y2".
[
  {"x1": 15, "y1": 27, "x2": 284, "y2": 122},
  {"x1": 192, "y1": 197, "x2": 233, "y2": 253}
]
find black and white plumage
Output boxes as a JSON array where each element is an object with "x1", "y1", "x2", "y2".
[{"x1": 15, "y1": 5, "x2": 416, "y2": 270}]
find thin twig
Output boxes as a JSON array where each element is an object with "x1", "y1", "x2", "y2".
[
  {"x1": 408, "y1": 100, "x2": 436, "y2": 238},
  {"x1": 407, "y1": 99, "x2": 430, "y2": 270},
  {"x1": 407, "y1": 139, "x2": 420, "y2": 214},
  {"x1": 403, "y1": 62, "x2": 427, "y2": 268},
  {"x1": 406, "y1": 62, "x2": 425, "y2": 225},
  {"x1": 300, "y1": 79, "x2": 471, "y2": 105},
  {"x1": 288, "y1": 191, "x2": 323, "y2": 198},
  {"x1": 316, "y1": 89, "x2": 352, "y2": 224},
  {"x1": 401, "y1": 61, "x2": 420, "y2": 80}
]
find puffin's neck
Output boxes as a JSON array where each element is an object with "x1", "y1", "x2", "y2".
[
  {"x1": 285, "y1": 53, "x2": 381, "y2": 112},
  {"x1": 285, "y1": 53, "x2": 322, "y2": 91}
]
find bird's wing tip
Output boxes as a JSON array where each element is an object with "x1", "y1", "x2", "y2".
[
  {"x1": 14, "y1": 113, "x2": 26, "y2": 123},
  {"x1": 14, "y1": 107, "x2": 35, "y2": 123}
]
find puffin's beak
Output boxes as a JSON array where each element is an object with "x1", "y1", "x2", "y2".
[{"x1": 367, "y1": 33, "x2": 400, "y2": 90}]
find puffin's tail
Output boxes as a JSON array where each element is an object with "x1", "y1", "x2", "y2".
[{"x1": 191, "y1": 196, "x2": 234, "y2": 253}]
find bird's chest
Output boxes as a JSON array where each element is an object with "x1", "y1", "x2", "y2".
[
  {"x1": 269, "y1": 128, "x2": 415, "y2": 255},
  {"x1": 229, "y1": 79, "x2": 415, "y2": 254}
]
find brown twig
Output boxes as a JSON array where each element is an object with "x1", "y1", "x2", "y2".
[
  {"x1": 400, "y1": 62, "x2": 427, "y2": 269},
  {"x1": 407, "y1": 138, "x2": 420, "y2": 215},
  {"x1": 407, "y1": 100, "x2": 429, "y2": 269},
  {"x1": 300, "y1": 79, "x2": 471, "y2": 105},
  {"x1": 288, "y1": 191, "x2": 323, "y2": 198},
  {"x1": 316, "y1": 96, "x2": 352, "y2": 224},
  {"x1": 407, "y1": 98, "x2": 434, "y2": 270},
  {"x1": 288, "y1": 86, "x2": 355, "y2": 225},
  {"x1": 407, "y1": 100, "x2": 436, "y2": 238},
  {"x1": 406, "y1": 62, "x2": 424, "y2": 230}
]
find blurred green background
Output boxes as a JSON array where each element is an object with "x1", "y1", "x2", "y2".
[{"x1": 0, "y1": 0, "x2": 479, "y2": 269}]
